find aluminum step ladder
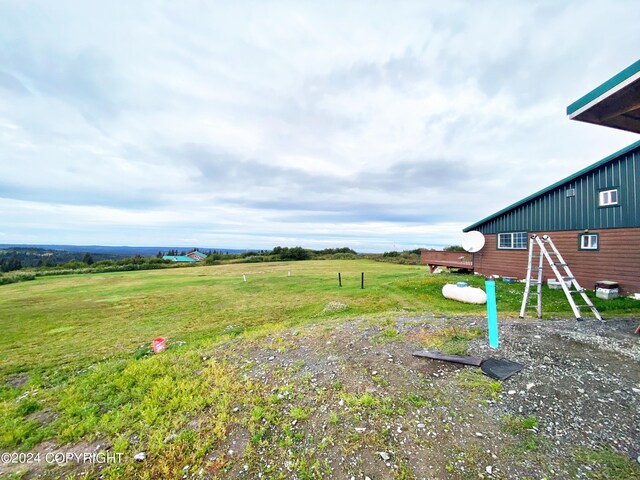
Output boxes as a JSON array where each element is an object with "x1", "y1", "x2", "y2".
[{"x1": 519, "y1": 234, "x2": 602, "y2": 321}]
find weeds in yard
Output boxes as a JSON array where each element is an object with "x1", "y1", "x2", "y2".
[
  {"x1": 413, "y1": 326, "x2": 483, "y2": 355},
  {"x1": 373, "y1": 327, "x2": 400, "y2": 344},
  {"x1": 327, "y1": 411, "x2": 339, "y2": 425},
  {"x1": 502, "y1": 415, "x2": 544, "y2": 454},
  {"x1": 289, "y1": 406, "x2": 311, "y2": 421},
  {"x1": 502, "y1": 415, "x2": 539, "y2": 434},
  {"x1": 455, "y1": 368, "x2": 501, "y2": 400},
  {"x1": 404, "y1": 392, "x2": 430, "y2": 408},
  {"x1": 573, "y1": 446, "x2": 640, "y2": 479}
]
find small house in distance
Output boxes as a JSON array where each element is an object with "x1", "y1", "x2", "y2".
[
  {"x1": 163, "y1": 250, "x2": 207, "y2": 263},
  {"x1": 163, "y1": 255, "x2": 198, "y2": 263},
  {"x1": 186, "y1": 251, "x2": 207, "y2": 261},
  {"x1": 462, "y1": 59, "x2": 640, "y2": 295}
]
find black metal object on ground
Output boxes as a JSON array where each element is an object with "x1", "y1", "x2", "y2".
[
  {"x1": 480, "y1": 358, "x2": 525, "y2": 380},
  {"x1": 413, "y1": 351, "x2": 525, "y2": 380},
  {"x1": 412, "y1": 350, "x2": 483, "y2": 367}
]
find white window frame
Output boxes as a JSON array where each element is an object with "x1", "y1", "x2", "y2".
[
  {"x1": 599, "y1": 188, "x2": 618, "y2": 207},
  {"x1": 497, "y1": 232, "x2": 528, "y2": 250},
  {"x1": 580, "y1": 233, "x2": 598, "y2": 250}
]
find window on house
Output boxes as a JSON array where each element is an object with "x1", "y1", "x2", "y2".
[
  {"x1": 497, "y1": 232, "x2": 528, "y2": 249},
  {"x1": 579, "y1": 233, "x2": 599, "y2": 250},
  {"x1": 599, "y1": 188, "x2": 618, "y2": 206}
]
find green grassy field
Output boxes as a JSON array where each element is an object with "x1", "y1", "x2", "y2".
[
  {"x1": 1, "y1": 259, "x2": 639, "y2": 479},
  {"x1": 4, "y1": 259, "x2": 639, "y2": 380},
  {"x1": 1, "y1": 260, "x2": 427, "y2": 378}
]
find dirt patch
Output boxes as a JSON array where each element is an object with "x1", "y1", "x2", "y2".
[
  {"x1": 226, "y1": 315, "x2": 640, "y2": 478},
  {"x1": 4, "y1": 315, "x2": 639, "y2": 479},
  {"x1": 5, "y1": 373, "x2": 29, "y2": 388},
  {"x1": 26, "y1": 409, "x2": 58, "y2": 427},
  {"x1": 466, "y1": 317, "x2": 640, "y2": 478}
]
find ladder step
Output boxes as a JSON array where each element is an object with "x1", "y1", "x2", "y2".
[
  {"x1": 568, "y1": 289, "x2": 585, "y2": 294},
  {"x1": 562, "y1": 277, "x2": 575, "y2": 281},
  {"x1": 554, "y1": 262, "x2": 567, "y2": 266}
]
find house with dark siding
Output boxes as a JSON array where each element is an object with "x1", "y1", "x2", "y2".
[{"x1": 462, "y1": 60, "x2": 640, "y2": 294}]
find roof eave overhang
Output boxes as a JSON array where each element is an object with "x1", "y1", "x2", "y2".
[{"x1": 567, "y1": 59, "x2": 640, "y2": 134}]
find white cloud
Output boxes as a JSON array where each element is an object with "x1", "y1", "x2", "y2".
[{"x1": 0, "y1": 1, "x2": 639, "y2": 251}]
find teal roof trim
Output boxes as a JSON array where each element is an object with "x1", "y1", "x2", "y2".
[
  {"x1": 463, "y1": 139, "x2": 640, "y2": 232},
  {"x1": 163, "y1": 255, "x2": 197, "y2": 262},
  {"x1": 567, "y1": 59, "x2": 640, "y2": 116},
  {"x1": 191, "y1": 251, "x2": 207, "y2": 258}
]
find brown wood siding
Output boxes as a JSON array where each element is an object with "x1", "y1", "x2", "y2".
[{"x1": 472, "y1": 228, "x2": 640, "y2": 294}]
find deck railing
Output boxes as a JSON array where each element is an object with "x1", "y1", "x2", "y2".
[{"x1": 421, "y1": 250, "x2": 474, "y2": 272}]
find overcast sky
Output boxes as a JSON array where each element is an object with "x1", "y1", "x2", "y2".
[{"x1": 0, "y1": 1, "x2": 638, "y2": 251}]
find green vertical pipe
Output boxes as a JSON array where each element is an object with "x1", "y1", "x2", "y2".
[{"x1": 485, "y1": 277, "x2": 499, "y2": 349}]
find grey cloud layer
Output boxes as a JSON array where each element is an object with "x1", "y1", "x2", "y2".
[{"x1": 0, "y1": 1, "x2": 639, "y2": 249}]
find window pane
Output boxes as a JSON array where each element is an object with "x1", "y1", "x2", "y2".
[
  {"x1": 581, "y1": 234, "x2": 598, "y2": 249},
  {"x1": 498, "y1": 234, "x2": 512, "y2": 248},
  {"x1": 600, "y1": 189, "x2": 618, "y2": 206},
  {"x1": 513, "y1": 232, "x2": 527, "y2": 249}
]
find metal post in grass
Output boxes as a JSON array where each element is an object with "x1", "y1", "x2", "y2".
[
  {"x1": 361, "y1": 272, "x2": 364, "y2": 289},
  {"x1": 338, "y1": 272, "x2": 342, "y2": 287},
  {"x1": 485, "y1": 276, "x2": 499, "y2": 348}
]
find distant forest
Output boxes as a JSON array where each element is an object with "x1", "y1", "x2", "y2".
[
  {"x1": 0, "y1": 245, "x2": 445, "y2": 275},
  {"x1": 0, "y1": 247, "x2": 127, "y2": 272},
  {"x1": 0, "y1": 246, "x2": 361, "y2": 273}
]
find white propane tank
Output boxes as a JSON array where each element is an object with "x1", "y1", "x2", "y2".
[{"x1": 442, "y1": 283, "x2": 487, "y2": 304}]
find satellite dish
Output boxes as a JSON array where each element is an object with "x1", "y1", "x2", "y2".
[{"x1": 462, "y1": 231, "x2": 485, "y2": 253}]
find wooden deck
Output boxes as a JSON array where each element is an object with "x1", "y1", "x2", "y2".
[{"x1": 420, "y1": 250, "x2": 474, "y2": 273}]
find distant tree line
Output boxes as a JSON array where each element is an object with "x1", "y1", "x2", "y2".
[
  {"x1": 1, "y1": 245, "x2": 364, "y2": 278},
  {"x1": 365, "y1": 245, "x2": 464, "y2": 265},
  {"x1": 382, "y1": 248, "x2": 422, "y2": 257},
  {"x1": 204, "y1": 246, "x2": 358, "y2": 265},
  {"x1": 0, "y1": 247, "x2": 125, "y2": 269},
  {"x1": 0, "y1": 247, "x2": 182, "y2": 280},
  {"x1": 362, "y1": 249, "x2": 422, "y2": 265},
  {"x1": 1, "y1": 255, "x2": 22, "y2": 272}
]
